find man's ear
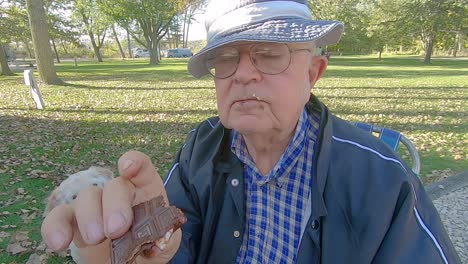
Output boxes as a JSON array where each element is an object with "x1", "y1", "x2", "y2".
[{"x1": 308, "y1": 55, "x2": 328, "y2": 88}]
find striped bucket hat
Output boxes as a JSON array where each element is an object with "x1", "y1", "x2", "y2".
[{"x1": 188, "y1": 0, "x2": 344, "y2": 78}]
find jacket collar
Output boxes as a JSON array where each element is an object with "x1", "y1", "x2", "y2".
[{"x1": 307, "y1": 94, "x2": 331, "y2": 218}]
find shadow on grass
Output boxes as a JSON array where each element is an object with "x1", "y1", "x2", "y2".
[
  {"x1": 0, "y1": 115, "x2": 204, "y2": 175},
  {"x1": 316, "y1": 86, "x2": 468, "y2": 90},
  {"x1": 0, "y1": 107, "x2": 218, "y2": 116},
  {"x1": 328, "y1": 56, "x2": 468, "y2": 69},
  {"x1": 61, "y1": 82, "x2": 215, "y2": 91},
  {"x1": 324, "y1": 68, "x2": 467, "y2": 79},
  {"x1": 331, "y1": 108, "x2": 466, "y2": 118},
  {"x1": 338, "y1": 119, "x2": 465, "y2": 133},
  {"x1": 60, "y1": 69, "x2": 195, "y2": 81},
  {"x1": 323, "y1": 56, "x2": 468, "y2": 78},
  {"x1": 0, "y1": 113, "x2": 205, "y2": 263},
  {"x1": 319, "y1": 95, "x2": 468, "y2": 101},
  {"x1": 1, "y1": 106, "x2": 464, "y2": 135}
]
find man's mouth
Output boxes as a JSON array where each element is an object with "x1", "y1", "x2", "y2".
[{"x1": 233, "y1": 95, "x2": 261, "y2": 105}]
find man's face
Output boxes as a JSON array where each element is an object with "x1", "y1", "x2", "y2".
[{"x1": 212, "y1": 42, "x2": 327, "y2": 136}]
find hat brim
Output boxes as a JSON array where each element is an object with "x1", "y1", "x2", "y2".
[{"x1": 188, "y1": 17, "x2": 344, "y2": 78}]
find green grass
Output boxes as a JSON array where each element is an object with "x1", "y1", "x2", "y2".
[{"x1": 0, "y1": 56, "x2": 467, "y2": 262}]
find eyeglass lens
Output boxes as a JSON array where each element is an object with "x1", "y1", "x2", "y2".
[{"x1": 205, "y1": 43, "x2": 292, "y2": 79}]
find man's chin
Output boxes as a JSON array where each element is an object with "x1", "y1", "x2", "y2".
[
  {"x1": 223, "y1": 115, "x2": 272, "y2": 134},
  {"x1": 232, "y1": 123, "x2": 270, "y2": 135}
]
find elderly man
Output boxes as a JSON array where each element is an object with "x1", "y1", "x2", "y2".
[{"x1": 42, "y1": 0, "x2": 460, "y2": 263}]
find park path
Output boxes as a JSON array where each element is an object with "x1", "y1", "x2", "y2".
[{"x1": 429, "y1": 172, "x2": 468, "y2": 263}]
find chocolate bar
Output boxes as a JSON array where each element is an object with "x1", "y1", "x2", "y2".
[{"x1": 110, "y1": 195, "x2": 187, "y2": 264}]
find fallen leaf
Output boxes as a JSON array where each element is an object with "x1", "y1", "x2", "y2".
[
  {"x1": 0, "y1": 231, "x2": 10, "y2": 239},
  {"x1": 6, "y1": 242, "x2": 29, "y2": 255},
  {"x1": 26, "y1": 253, "x2": 45, "y2": 264},
  {"x1": 1, "y1": 225, "x2": 17, "y2": 229},
  {"x1": 13, "y1": 231, "x2": 29, "y2": 242}
]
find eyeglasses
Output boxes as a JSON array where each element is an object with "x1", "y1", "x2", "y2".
[{"x1": 204, "y1": 43, "x2": 312, "y2": 79}]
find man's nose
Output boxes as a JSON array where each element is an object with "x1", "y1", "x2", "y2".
[{"x1": 232, "y1": 52, "x2": 261, "y2": 83}]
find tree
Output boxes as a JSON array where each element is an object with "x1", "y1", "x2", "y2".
[
  {"x1": 388, "y1": 0, "x2": 460, "y2": 64},
  {"x1": 71, "y1": 0, "x2": 110, "y2": 62},
  {"x1": 310, "y1": 0, "x2": 466, "y2": 62},
  {"x1": 309, "y1": 0, "x2": 371, "y2": 54},
  {"x1": 0, "y1": 45, "x2": 13, "y2": 76},
  {"x1": 416, "y1": 1, "x2": 442, "y2": 63},
  {"x1": 99, "y1": 0, "x2": 192, "y2": 65},
  {"x1": 45, "y1": 0, "x2": 80, "y2": 63},
  {"x1": 0, "y1": 2, "x2": 31, "y2": 76},
  {"x1": 441, "y1": 0, "x2": 467, "y2": 57},
  {"x1": 181, "y1": 0, "x2": 205, "y2": 48},
  {"x1": 365, "y1": 0, "x2": 410, "y2": 61},
  {"x1": 0, "y1": 4, "x2": 15, "y2": 76},
  {"x1": 112, "y1": 24, "x2": 126, "y2": 58},
  {"x1": 167, "y1": 17, "x2": 183, "y2": 48},
  {"x1": 25, "y1": 0, "x2": 62, "y2": 84}
]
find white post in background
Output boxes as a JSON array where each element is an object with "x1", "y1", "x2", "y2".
[{"x1": 24, "y1": 70, "x2": 45, "y2": 109}]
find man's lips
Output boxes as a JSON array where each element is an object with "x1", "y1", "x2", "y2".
[{"x1": 232, "y1": 97, "x2": 261, "y2": 106}]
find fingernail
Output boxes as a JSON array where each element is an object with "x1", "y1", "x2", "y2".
[
  {"x1": 86, "y1": 222, "x2": 104, "y2": 243},
  {"x1": 122, "y1": 159, "x2": 134, "y2": 171},
  {"x1": 107, "y1": 212, "x2": 126, "y2": 235},
  {"x1": 48, "y1": 231, "x2": 65, "y2": 250}
]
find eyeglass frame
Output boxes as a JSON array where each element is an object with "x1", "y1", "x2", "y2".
[{"x1": 204, "y1": 43, "x2": 314, "y2": 79}]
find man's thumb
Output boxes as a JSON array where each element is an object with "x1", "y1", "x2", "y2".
[{"x1": 117, "y1": 150, "x2": 166, "y2": 201}]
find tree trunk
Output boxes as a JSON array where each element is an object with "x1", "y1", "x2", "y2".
[
  {"x1": 60, "y1": 39, "x2": 69, "y2": 55},
  {"x1": 452, "y1": 31, "x2": 461, "y2": 58},
  {"x1": 166, "y1": 28, "x2": 171, "y2": 48},
  {"x1": 51, "y1": 39, "x2": 60, "y2": 63},
  {"x1": 378, "y1": 48, "x2": 383, "y2": 62},
  {"x1": 182, "y1": 9, "x2": 188, "y2": 48},
  {"x1": 158, "y1": 42, "x2": 161, "y2": 61},
  {"x1": 149, "y1": 40, "x2": 159, "y2": 65},
  {"x1": 423, "y1": 33, "x2": 434, "y2": 64},
  {"x1": 25, "y1": 41, "x2": 33, "y2": 58},
  {"x1": 175, "y1": 30, "x2": 180, "y2": 48},
  {"x1": 0, "y1": 45, "x2": 14, "y2": 76},
  {"x1": 126, "y1": 28, "x2": 132, "y2": 58},
  {"x1": 89, "y1": 31, "x2": 103, "y2": 62},
  {"x1": 112, "y1": 25, "x2": 126, "y2": 59},
  {"x1": 25, "y1": 0, "x2": 62, "y2": 84},
  {"x1": 185, "y1": 19, "x2": 191, "y2": 48}
]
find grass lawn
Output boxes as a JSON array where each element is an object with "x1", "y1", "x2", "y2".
[{"x1": 0, "y1": 55, "x2": 467, "y2": 263}]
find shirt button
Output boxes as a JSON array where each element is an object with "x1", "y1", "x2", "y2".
[
  {"x1": 233, "y1": 230, "x2": 240, "y2": 238},
  {"x1": 311, "y1": 220, "x2": 320, "y2": 230},
  {"x1": 231, "y1": 178, "x2": 239, "y2": 187}
]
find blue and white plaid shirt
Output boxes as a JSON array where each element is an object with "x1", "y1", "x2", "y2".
[{"x1": 232, "y1": 107, "x2": 320, "y2": 264}]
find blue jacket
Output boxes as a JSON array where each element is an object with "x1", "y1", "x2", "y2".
[{"x1": 165, "y1": 96, "x2": 460, "y2": 263}]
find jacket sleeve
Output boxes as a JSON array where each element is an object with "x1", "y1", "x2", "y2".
[
  {"x1": 372, "y1": 178, "x2": 461, "y2": 264},
  {"x1": 164, "y1": 132, "x2": 201, "y2": 263}
]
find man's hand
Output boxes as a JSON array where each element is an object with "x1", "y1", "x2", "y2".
[{"x1": 41, "y1": 151, "x2": 181, "y2": 264}]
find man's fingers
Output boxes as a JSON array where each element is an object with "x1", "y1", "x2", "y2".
[
  {"x1": 41, "y1": 204, "x2": 75, "y2": 251},
  {"x1": 117, "y1": 150, "x2": 166, "y2": 202},
  {"x1": 102, "y1": 176, "x2": 135, "y2": 238},
  {"x1": 75, "y1": 186, "x2": 106, "y2": 245}
]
